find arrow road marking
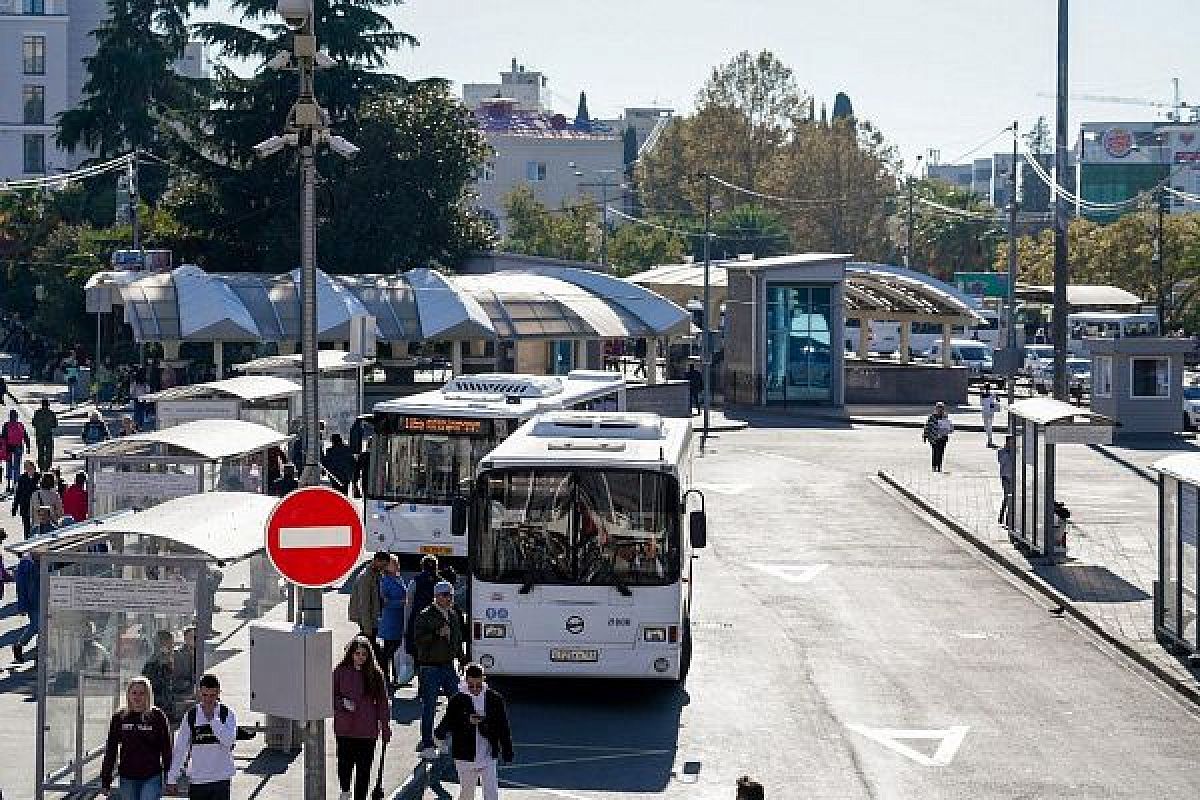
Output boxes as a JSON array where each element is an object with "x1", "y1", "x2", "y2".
[
  {"x1": 847, "y1": 724, "x2": 969, "y2": 767},
  {"x1": 278, "y1": 525, "x2": 353, "y2": 549},
  {"x1": 749, "y1": 563, "x2": 830, "y2": 584}
]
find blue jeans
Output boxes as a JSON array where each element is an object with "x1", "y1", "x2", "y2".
[
  {"x1": 120, "y1": 773, "x2": 163, "y2": 800},
  {"x1": 418, "y1": 664, "x2": 460, "y2": 747},
  {"x1": 5, "y1": 446, "x2": 21, "y2": 485}
]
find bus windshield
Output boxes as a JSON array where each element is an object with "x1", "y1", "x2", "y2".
[
  {"x1": 474, "y1": 469, "x2": 680, "y2": 588},
  {"x1": 368, "y1": 416, "x2": 508, "y2": 504}
]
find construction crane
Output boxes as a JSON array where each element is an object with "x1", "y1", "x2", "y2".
[{"x1": 1037, "y1": 79, "x2": 1196, "y2": 122}]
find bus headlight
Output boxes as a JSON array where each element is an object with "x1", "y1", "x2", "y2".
[
  {"x1": 643, "y1": 626, "x2": 668, "y2": 643},
  {"x1": 483, "y1": 624, "x2": 508, "y2": 639},
  {"x1": 479, "y1": 654, "x2": 495, "y2": 669}
]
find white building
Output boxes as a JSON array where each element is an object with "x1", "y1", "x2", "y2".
[{"x1": 173, "y1": 40, "x2": 210, "y2": 81}]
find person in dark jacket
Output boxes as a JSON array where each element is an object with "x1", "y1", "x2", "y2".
[
  {"x1": 405, "y1": 555, "x2": 440, "y2": 657},
  {"x1": 413, "y1": 580, "x2": 464, "y2": 753},
  {"x1": 10, "y1": 460, "x2": 38, "y2": 537},
  {"x1": 377, "y1": 555, "x2": 407, "y2": 689},
  {"x1": 684, "y1": 363, "x2": 703, "y2": 415},
  {"x1": 433, "y1": 662, "x2": 513, "y2": 800},
  {"x1": 81, "y1": 411, "x2": 111, "y2": 445},
  {"x1": 100, "y1": 676, "x2": 173, "y2": 799},
  {"x1": 13, "y1": 549, "x2": 41, "y2": 663},
  {"x1": 332, "y1": 636, "x2": 392, "y2": 800},
  {"x1": 31, "y1": 398, "x2": 57, "y2": 472},
  {"x1": 322, "y1": 433, "x2": 356, "y2": 495},
  {"x1": 142, "y1": 630, "x2": 181, "y2": 725}
]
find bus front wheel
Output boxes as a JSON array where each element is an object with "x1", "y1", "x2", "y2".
[{"x1": 677, "y1": 617, "x2": 693, "y2": 684}]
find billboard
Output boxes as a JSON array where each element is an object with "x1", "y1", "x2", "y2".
[{"x1": 954, "y1": 272, "x2": 1009, "y2": 299}]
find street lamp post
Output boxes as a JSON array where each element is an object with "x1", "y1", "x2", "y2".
[
  {"x1": 1006, "y1": 121, "x2": 1019, "y2": 408},
  {"x1": 701, "y1": 172, "x2": 714, "y2": 449},
  {"x1": 571, "y1": 164, "x2": 620, "y2": 268},
  {"x1": 254, "y1": 1, "x2": 358, "y2": 796},
  {"x1": 1051, "y1": 0, "x2": 1070, "y2": 401}
]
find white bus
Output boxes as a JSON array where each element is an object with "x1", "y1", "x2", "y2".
[
  {"x1": 1068, "y1": 312, "x2": 1159, "y2": 355},
  {"x1": 365, "y1": 371, "x2": 626, "y2": 566},
  {"x1": 469, "y1": 412, "x2": 706, "y2": 681},
  {"x1": 908, "y1": 311, "x2": 999, "y2": 356}
]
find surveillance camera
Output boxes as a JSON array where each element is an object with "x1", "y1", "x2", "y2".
[
  {"x1": 275, "y1": 0, "x2": 312, "y2": 31},
  {"x1": 326, "y1": 134, "x2": 360, "y2": 159},
  {"x1": 253, "y1": 135, "x2": 288, "y2": 159},
  {"x1": 265, "y1": 51, "x2": 292, "y2": 70}
]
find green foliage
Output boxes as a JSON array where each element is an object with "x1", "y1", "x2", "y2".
[
  {"x1": 912, "y1": 179, "x2": 999, "y2": 278},
  {"x1": 695, "y1": 204, "x2": 791, "y2": 260},
  {"x1": 502, "y1": 186, "x2": 596, "y2": 263},
  {"x1": 607, "y1": 223, "x2": 686, "y2": 277}
]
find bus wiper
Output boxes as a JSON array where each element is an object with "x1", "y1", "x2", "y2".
[
  {"x1": 612, "y1": 577, "x2": 632, "y2": 597},
  {"x1": 518, "y1": 577, "x2": 536, "y2": 594}
]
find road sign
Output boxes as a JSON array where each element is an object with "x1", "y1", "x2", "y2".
[{"x1": 266, "y1": 486, "x2": 364, "y2": 588}]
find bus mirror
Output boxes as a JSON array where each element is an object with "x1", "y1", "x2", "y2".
[
  {"x1": 689, "y1": 510, "x2": 707, "y2": 549},
  {"x1": 451, "y1": 496, "x2": 468, "y2": 536}
]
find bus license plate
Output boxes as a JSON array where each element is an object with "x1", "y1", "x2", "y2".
[
  {"x1": 420, "y1": 545, "x2": 454, "y2": 556},
  {"x1": 550, "y1": 648, "x2": 599, "y2": 663}
]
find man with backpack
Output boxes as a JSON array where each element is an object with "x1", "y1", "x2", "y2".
[
  {"x1": 166, "y1": 673, "x2": 237, "y2": 799},
  {"x1": 2, "y1": 410, "x2": 30, "y2": 494}
]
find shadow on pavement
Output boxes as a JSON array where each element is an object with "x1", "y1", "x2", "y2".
[
  {"x1": 1034, "y1": 564, "x2": 1153, "y2": 603},
  {"x1": 722, "y1": 410, "x2": 853, "y2": 430}
]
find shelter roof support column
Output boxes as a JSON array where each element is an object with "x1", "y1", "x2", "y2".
[
  {"x1": 942, "y1": 325, "x2": 953, "y2": 367},
  {"x1": 899, "y1": 323, "x2": 911, "y2": 364},
  {"x1": 451, "y1": 341, "x2": 463, "y2": 377}
]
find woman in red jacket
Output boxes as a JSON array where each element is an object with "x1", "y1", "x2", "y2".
[
  {"x1": 332, "y1": 635, "x2": 392, "y2": 800},
  {"x1": 100, "y1": 676, "x2": 172, "y2": 799}
]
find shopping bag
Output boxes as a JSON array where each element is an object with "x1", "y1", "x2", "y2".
[{"x1": 394, "y1": 651, "x2": 414, "y2": 686}]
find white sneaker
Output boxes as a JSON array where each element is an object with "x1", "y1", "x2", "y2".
[{"x1": 339, "y1": 791, "x2": 351, "y2": 800}]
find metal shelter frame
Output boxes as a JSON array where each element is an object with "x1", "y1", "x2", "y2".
[{"x1": 1150, "y1": 454, "x2": 1200, "y2": 657}]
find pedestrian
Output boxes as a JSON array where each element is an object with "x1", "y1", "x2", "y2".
[
  {"x1": 348, "y1": 551, "x2": 389, "y2": 663},
  {"x1": 980, "y1": 388, "x2": 1000, "y2": 448},
  {"x1": 2, "y1": 409, "x2": 30, "y2": 493},
  {"x1": 377, "y1": 555, "x2": 408, "y2": 690},
  {"x1": 270, "y1": 463, "x2": 299, "y2": 496},
  {"x1": 143, "y1": 630, "x2": 180, "y2": 725},
  {"x1": 166, "y1": 673, "x2": 237, "y2": 800},
  {"x1": 33, "y1": 472, "x2": 65, "y2": 523},
  {"x1": 31, "y1": 398, "x2": 57, "y2": 472},
  {"x1": 735, "y1": 776, "x2": 766, "y2": 800},
  {"x1": 433, "y1": 662, "x2": 514, "y2": 800},
  {"x1": 351, "y1": 440, "x2": 370, "y2": 499},
  {"x1": 438, "y1": 566, "x2": 469, "y2": 665},
  {"x1": 414, "y1": 579, "x2": 465, "y2": 756},
  {"x1": 62, "y1": 471, "x2": 88, "y2": 522},
  {"x1": 131, "y1": 373, "x2": 152, "y2": 430},
  {"x1": 118, "y1": 415, "x2": 140, "y2": 437},
  {"x1": 30, "y1": 506, "x2": 60, "y2": 537},
  {"x1": 405, "y1": 555, "x2": 440, "y2": 658},
  {"x1": 173, "y1": 626, "x2": 198, "y2": 708},
  {"x1": 998, "y1": 435, "x2": 1015, "y2": 526},
  {"x1": 332, "y1": 636, "x2": 392, "y2": 800},
  {"x1": 685, "y1": 362, "x2": 703, "y2": 416},
  {"x1": 921, "y1": 402, "x2": 954, "y2": 473},
  {"x1": 82, "y1": 411, "x2": 111, "y2": 445},
  {"x1": 10, "y1": 460, "x2": 38, "y2": 537},
  {"x1": 0, "y1": 373, "x2": 8, "y2": 402},
  {"x1": 13, "y1": 548, "x2": 41, "y2": 663},
  {"x1": 100, "y1": 676, "x2": 173, "y2": 800},
  {"x1": 322, "y1": 433, "x2": 356, "y2": 495},
  {"x1": 65, "y1": 362, "x2": 79, "y2": 409}
]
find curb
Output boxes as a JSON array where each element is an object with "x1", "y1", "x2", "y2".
[{"x1": 876, "y1": 468, "x2": 1200, "y2": 710}]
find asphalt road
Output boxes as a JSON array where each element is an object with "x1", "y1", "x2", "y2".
[{"x1": 5, "y1": 413, "x2": 1200, "y2": 799}]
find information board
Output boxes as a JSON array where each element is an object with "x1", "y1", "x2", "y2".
[
  {"x1": 156, "y1": 399, "x2": 241, "y2": 429},
  {"x1": 1043, "y1": 424, "x2": 1114, "y2": 445},
  {"x1": 47, "y1": 575, "x2": 196, "y2": 615},
  {"x1": 403, "y1": 416, "x2": 485, "y2": 435},
  {"x1": 93, "y1": 470, "x2": 199, "y2": 498}
]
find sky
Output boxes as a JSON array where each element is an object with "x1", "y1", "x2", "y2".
[{"x1": 192, "y1": 0, "x2": 1200, "y2": 171}]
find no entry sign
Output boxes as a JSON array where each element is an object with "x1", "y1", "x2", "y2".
[{"x1": 266, "y1": 486, "x2": 364, "y2": 588}]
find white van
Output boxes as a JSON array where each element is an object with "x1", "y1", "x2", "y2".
[
  {"x1": 844, "y1": 319, "x2": 900, "y2": 356},
  {"x1": 926, "y1": 339, "x2": 995, "y2": 380}
]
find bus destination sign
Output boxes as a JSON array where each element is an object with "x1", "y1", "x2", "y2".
[{"x1": 402, "y1": 416, "x2": 486, "y2": 435}]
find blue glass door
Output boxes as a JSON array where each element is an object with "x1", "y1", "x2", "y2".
[{"x1": 765, "y1": 285, "x2": 834, "y2": 404}]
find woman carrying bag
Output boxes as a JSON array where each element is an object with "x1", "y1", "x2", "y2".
[
  {"x1": 332, "y1": 636, "x2": 392, "y2": 800},
  {"x1": 100, "y1": 676, "x2": 172, "y2": 800}
]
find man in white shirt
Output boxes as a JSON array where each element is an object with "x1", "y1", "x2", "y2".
[
  {"x1": 980, "y1": 389, "x2": 1000, "y2": 447},
  {"x1": 166, "y1": 673, "x2": 237, "y2": 799}
]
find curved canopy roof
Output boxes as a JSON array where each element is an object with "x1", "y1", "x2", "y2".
[
  {"x1": 7, "y1": 492, "x2": 276, "y2": 561},
  {"x1": 234, "y1": 351, "x2": 372, "y2": 375},
  {"x1": 81, "y1": 419, "x2": 291, "y2": 459},
  {"x1": 1008, "y1": 397, "x2": 1115, "y2": 426},
  {"x1": 1151, "y1": 454, "x2": 1200, "y2": 486},
  {"x1": 145, "y1": 375, "x2": 301, "y2": 404},
  {"x1": 110, "y1": 265, "x2": 689, "y2": 344}
]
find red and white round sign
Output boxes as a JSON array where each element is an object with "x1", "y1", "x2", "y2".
[{"x1": 265, "y1": 486, "x2": 364, "y2": 588}]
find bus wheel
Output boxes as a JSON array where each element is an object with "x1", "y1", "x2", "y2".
[{"x1": 677, "y1": 617, "x2": 693, "y2": 684}]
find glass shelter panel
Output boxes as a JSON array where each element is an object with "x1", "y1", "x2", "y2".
[
  {"x1": 765, "y1": 284, "x2": 834, "y2": 404},
  {"x1": 90, "y1": 458, "x2": 203, "y2": 517},
  {"x1": 1163, "y1": 477, "x2": 1179, "y2": 635},
  {"x1": 1034, "y1": 438, "x2": 1049, "y2": 552},
  {"x1": 1181, "y1": 482, "x2": 1198, "y2": 648}
]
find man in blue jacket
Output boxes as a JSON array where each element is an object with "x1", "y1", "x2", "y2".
[{"x1": 14, "y1": 548, "x2": 41, "y2": 663}]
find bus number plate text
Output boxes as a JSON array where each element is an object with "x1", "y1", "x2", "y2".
[
  {"x1": 550, "y1": 648, "x2": 599, "y2": 663},
  {"x1": 420, "y1": 545, "x2": 454, "y2": 556}
]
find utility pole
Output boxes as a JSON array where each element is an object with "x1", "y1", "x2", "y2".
[
  {"x1": 1006, "y1": 121, "x2": 1019, "y2": 408},
  {"x1": 572, "y1": 166, "x2": 619, "y2": 268},
  {"x1": 253, "y1": 2, "x2": 359, "y2": 796},
  {"x1": 905, "y1": 174, "x2": 915, "y2": 268},
  {"x1": 1156, "y1": 185, "x2": 1168, "y2": 330},
  {"x1": 1051, "y1": 0, "x2": 1070, "y2": 401},
  {"x1": 701, "y1": 172, "x2": 713, "y2": 449},
  {"x1": 128, "y1": 152, "x2": 140, "y2": 251}
]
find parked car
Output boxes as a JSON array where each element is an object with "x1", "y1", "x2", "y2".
[
  {"x1": 1032, "y1": 357, "x2": 1091, "y2": 395},
  {"x1": 926, "y1": 339, "x2": 994, "y2": 381},
  {"x1": 1022, "y1": 344, "x2": 1055, "y2": 376},
  {"x1": 1183, "y1": 385, "x2": 1200, "y2": 430}
]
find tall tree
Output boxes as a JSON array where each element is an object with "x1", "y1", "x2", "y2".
[
  {"x1": 56, "y1": 0, "x2": 203, "y2": 158},
  {"x1": 575, "y1": 91, "x2": 591, "y2": 127},
  {"x1": 831, "y1": 92, "x2": 854, "y2": 121},
  {"x1": 910, "y1": 179, "x2": 998, "y2": 278}
]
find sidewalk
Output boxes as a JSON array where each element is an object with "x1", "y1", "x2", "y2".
[{"x1": 877, "y1": 430, "x2": 1200, "y2": 703}]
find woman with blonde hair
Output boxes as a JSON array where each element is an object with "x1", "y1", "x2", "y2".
[{"x1": 100, "y1": 676, "x2": 172, "y2": 799}]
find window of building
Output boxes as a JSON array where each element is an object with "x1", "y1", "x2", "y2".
[
  {"x1": 23, "y1": 35, "x2": 46, "y2": 74},
  {"x1": 23, "y1": 134, "x2": 45, "y2": 174},
  {"x1": 1130, "y1": 357, "x2": 1169, "y2": 398},
  {"x1": 525, "y1": 161, "x2": 546, "y2": 182},
  {"x1": 764, "y1": 284, "x2": 834, "y2": 404},
  {"x1": 1093, "y1": 356, "x2": 1113, "y2": 398},
  {"x1": 23, "y1": 85, "x2": 44, "y2": 125},
  {"x1": 22, "y1": 0, "x2": 45, "y2": 13},
  {"x1": 479, "y1": 161, "x2": 495, "y2": 182}
]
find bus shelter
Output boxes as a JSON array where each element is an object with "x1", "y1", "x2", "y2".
[
  {"x1": 1006, "y1": 398, "x2": 1114, "y2": 559},
  {"x1": 82, "y1": 419, "x2": 292, "y2": 516},
  {"x1": 234, "y1": 350, "x2": 371, "y2": 437},
  {"x1": 9, "y1": 492, "x2": 280, "y2": 800},
  {"x1": 1150, "y1": 454, "x2": 1200, "y2": 656},
  {"x1": 145, "y1": 375, "x2": 301, "y2": 433}
]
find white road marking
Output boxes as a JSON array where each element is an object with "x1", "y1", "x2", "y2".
[
  {"x1": 749, "y1": 562, "x2": 830, "y2": 584},
  {"x1": 847, "y1": 724, "x2": 969, "y2": 767},
  {"x1": 499, "y1": 778, "x2": 596, "y2": 799},
  {"x1": 693, "y1": 481, "x2": 751, "y2": 495},
  {"x1": 278, "y1": 525, "x2": 352, "y2": 549}
]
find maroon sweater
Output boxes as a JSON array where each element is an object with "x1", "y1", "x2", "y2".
[
  {"x1": 332, "y1": 664, "x2": 391, "y2": 741},
  {"x1": 100, "y1": 707, "x2": 172, "y2": 789}
]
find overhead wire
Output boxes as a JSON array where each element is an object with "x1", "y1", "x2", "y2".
[{"x1": 0, "y1": 153, "x2": 135, "y2": 193}]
